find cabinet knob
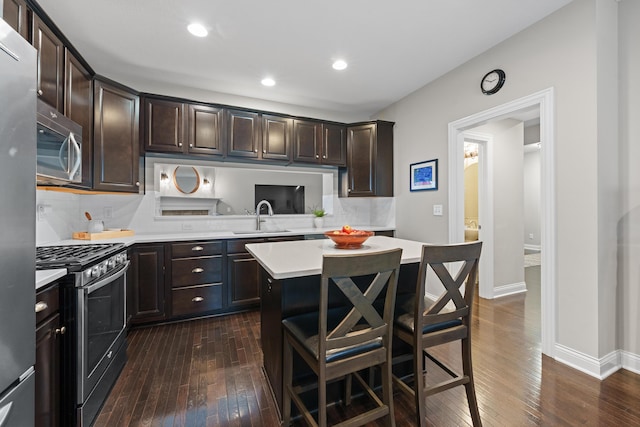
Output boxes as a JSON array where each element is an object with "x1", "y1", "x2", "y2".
[
  {"x1": 192, "y1": 246, "x2": 204, "y2": 251},
  {"x1": 55, "y1": 326, "x2": 66, "y2": 335},
  {"x1": 254, "y1": 149, "x2": 258, "y2": 153},
  {"x1": 191, "y1": 267, "x2": 204, "y2": 273},
  {"x1": 348, "y1": 188, "x2": 352, "y2": 193},
  {"x1": 37, "y1": 89, "x2": 43, "y2": 96},
  {"x1": 315, "y1": 154, "x2": 320, "y2": 159},
  {"x1": 192, "y1": 296, "x2": 204, "y2": 303},
  {"x1": 35, "y1": 301, "x2": 48, "y2": 313},
  {"x1": 189, "y1": 143, "x2": 193, "y2": 148},
  {"x1": 267, "y1": 277, "x2": 273, "y2": 293},
  {"x1": 135, "y1": 181, "x2": 140, "y2": 187},
  {"x1": 322, "y1": 155, "x2": 326, "y2": 159},
  {"x1": 263, "y1": 150, "x2": 266, "y2": 154}
]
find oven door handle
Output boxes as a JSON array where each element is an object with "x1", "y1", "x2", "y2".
[{"x1": 84, "y1": 260, "x2": 130, "y2": 294}]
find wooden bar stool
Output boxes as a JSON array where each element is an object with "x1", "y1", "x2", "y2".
[
  {"x1": 392, "y1": 241, "x2": 483, "y2": 427},
  {"x1": 282, "y1": 248, "x2": 403, "y2": 427}
]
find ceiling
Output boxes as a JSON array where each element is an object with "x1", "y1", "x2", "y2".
[{"x1": 37, "y1": 0, "x2": 573, "y2": 118}]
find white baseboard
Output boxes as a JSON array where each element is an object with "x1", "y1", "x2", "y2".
[
  {"x1": 524, "y1": 244, "x2": 541, "y2": 251},
  {"x1": 493, "y1": 281, "x2": 526, "y2": 298},
  {"x1": 620, "y1": 350, "x2": 640, "y2": 375},
  {"x1": 553, "y1": 345, "x2": 640, "y2": 379}
]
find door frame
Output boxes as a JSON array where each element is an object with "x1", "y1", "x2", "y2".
[{"x1": 447, "y1": 87, "x2": 556, "y2": 357}]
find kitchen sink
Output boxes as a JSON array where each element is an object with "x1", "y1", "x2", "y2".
[{"x1": 232, "y1": 229, "x2": 290, "y2": 235}]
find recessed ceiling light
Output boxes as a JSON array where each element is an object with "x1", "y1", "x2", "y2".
[
  {"x1": 187, "y1": 23, "x2": 208, "y2": 37},
  {"x1": 332, "y1": 60, "x2": 348, "y2": 71},
  {"x1": 261, "y1": 77, "x2": 276, "y2": 87}
]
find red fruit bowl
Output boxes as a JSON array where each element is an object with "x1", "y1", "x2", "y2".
[{"x1": 324, "y1": 230, "x2": 374, "y2": 249}]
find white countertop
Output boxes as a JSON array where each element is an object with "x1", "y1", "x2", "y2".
[
  {"x1": 245, "y1": 235, "x2": 424, "y2": 280},
  {"x1": 35, "y1": 226, "x2": 395, "y2": 289},
  {"x1": 36, "y1": 269, "x2": 67, "y2": 291},
  {"x1": 41, "y1": 226, "x2": 393, "y2": 248}
]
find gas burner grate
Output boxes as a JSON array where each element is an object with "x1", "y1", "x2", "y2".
[{"x1": 36, "y1": 243, "x2": 125, "y2": 270}]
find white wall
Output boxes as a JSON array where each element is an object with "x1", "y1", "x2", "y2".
[
  {"x1": 524, "y1": 148, "x2": 541, "y2": 248},
  {"x1": 378, "y1": 0, "x2": 609, "y2": 360},
  {"x1": 473, "y1": 120, "x2": 525, "y2": 289},
  {"x1": 618, "y1": 0, "x2": 640, "y2": 360}
]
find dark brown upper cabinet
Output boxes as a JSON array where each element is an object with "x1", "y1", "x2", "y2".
[
  {"x1": 142, "y1": 97, "x2": 224, "y2": 157},
  {"x1": 188, "y1": 103, "x2": 224, "y2": 156},
  {"x1": 143, "y1": 97, "x2": 185, "y2": 154},
  {"x1": 340, "y1": 121, "x2": 394, "y2": 197},
  {"x1": 3, "y1": 0, "x2": 30, "y2": 40},
  {"x1": 262, "y1": 114, "x2": 292, "y2": 161},
  {"x1": 293, "y1": 120, "x2": 346, "y2": 166},
  {"x1": 32, "y1": 14, "x2": 65, "y2": 111},
  {"x1": 93, "y1": 78, "x2": 140, "y2": 193},
  {"x1": 64, "y1": 49, "x2": 93, "y2": 188},
  {"x1": 226, "y1": 109, "x2": 261, "y2": 158}
]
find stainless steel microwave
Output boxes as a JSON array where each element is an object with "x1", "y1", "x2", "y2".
[{"x1": 36, "y1": 99, "x2": 82, "y2": 185}]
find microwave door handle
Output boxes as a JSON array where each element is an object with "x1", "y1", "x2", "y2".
[
  {"x1": 58, "y1": 136, "x2": 70, "y2": 171},
  {"x1": 68, "y1": 133, "x2": 81, "y2": 180}
]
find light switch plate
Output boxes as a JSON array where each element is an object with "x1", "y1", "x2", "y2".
[{"x1": 433, "y1": 204, "x2": 443, "y2": 216}]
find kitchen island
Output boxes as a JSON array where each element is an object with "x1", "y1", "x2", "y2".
[{"x1": 245, "y1": 236, "x2": 425, "y2": 417}]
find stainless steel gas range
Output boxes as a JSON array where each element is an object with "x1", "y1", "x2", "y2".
[{"x1": 36, "y1": 243, "x2": 129, "y2": 427}]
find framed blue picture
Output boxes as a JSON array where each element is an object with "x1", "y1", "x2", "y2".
[{"x1": 410, "y1": 159, "x2": 438, "y2": 191}]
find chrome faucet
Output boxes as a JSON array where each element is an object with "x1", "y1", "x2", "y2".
[{"x1": 255, "y1": 200, "x2": 274, "y2": 230}]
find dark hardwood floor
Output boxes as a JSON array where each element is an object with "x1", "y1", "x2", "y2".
[{"x1": 96, "y1": 266, "x2": 640, "y2": 426}]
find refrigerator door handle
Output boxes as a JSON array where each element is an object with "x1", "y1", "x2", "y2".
[{"x1": 0, "y1": 401, "x2": 13, "y2": 427}]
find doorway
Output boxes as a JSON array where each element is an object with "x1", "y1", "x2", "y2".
[{"x1": 447, "y1": 88, "x2": 556, "y2": 357}]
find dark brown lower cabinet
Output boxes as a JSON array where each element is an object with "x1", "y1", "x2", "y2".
[
  {"x1": 128, "y1": 244, "x2": 166, "y2": 324},
  {"x1": 35, "y1": 284, "x2": 63, "y2": 427},
  {"x1": 227, "y1": 239, "x2": 263, "y2": 309}
]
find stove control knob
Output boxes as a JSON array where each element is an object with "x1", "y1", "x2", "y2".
[
  {"x1": 91, "y1": 265, "x2": 100, "y2": 278},
  {"x1": 108, "y1": 258, "x2": 116, "y2": 268},
  {"x1": 84, "y1": 269, "x2": 93, "y2": 281},
  {"x1": 100, "y1": 262, "x2": 108, "y2": 274}
]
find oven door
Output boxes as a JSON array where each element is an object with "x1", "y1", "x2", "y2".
[{"x1": 77, "y1": 261, "x2": 129, "y2": 402}]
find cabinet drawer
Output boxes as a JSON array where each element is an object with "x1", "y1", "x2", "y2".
[
  {"x1": 172, "y1": 284, "x2": 223, "y2": 317},
  {"x1": 171, "y1": 241, "x2": 222, "y2": 258},
  {"x1": 172, "y1": 256, "x2": 222, "y2": 288},
  {"x1": 227, "y1": 238, "x2": 264, "y2": 254},
  {"x1": 35, "y1": 285, "x2": 59, "y2": 325}
]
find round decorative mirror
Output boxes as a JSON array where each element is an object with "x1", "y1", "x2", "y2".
[{"x1": 173, "y1": 166, "x2": 201, "y2": 194}]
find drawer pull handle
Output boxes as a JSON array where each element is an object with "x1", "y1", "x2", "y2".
[
  {"x1": 192, "y1": 246, "x2": 204, "y2": 251},
  {"x1": 35, "y1": 301, "x2": 48, "y2": 313},
  {"x1": 107, "y1": 351, "x2": 113, "y2": 359},
  {"x1": 55, "y1": 326, "x2": 66, "y2": 335},
  {"x1": 192, "y1": 267, "x2": 204, "y2": 273},
  {"x1": 192, "y1": 296, "x2": 204, "y2": 303}
]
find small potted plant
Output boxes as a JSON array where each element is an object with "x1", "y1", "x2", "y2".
[{"x1": 310, "y1": 206, "x2": 326, "y2": 228}]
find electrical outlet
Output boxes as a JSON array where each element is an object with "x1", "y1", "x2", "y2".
[
  {"x1": 529, "y1": 233, "x2": 534, "y2": 240},
  {"x1": 37, "y1": 204, "x2": 46, "y2": 221},
  {"x1": 104, "y1": 206, "x2": 113, "y2": 219},
  {"x1": 433, "y1": 204, "x2": 443, "y2": 216},
  {"x1": 182, "y1": 223, "x2": 193, "y2": 231}
]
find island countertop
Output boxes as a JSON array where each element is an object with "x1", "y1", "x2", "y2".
[{"x1": 245, "y1": 235, "x2": 425, "y2": 280}]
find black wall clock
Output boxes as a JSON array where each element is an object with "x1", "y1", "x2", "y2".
[{"x1": 480, "y1": 69, "x2": 506, "y2": 95}]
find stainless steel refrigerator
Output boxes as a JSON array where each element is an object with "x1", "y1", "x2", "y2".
[{"x1": 0, "y1": 17, "x2": 37, "y2": 426}]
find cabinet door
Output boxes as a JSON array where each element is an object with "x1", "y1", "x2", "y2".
[
  {"x1": 322, "y1": 123, "x2": 346, "y2": 166},
  {"x1": 345, "y1": 123, "x2": 377, "y2": 196},
  {"x1": 129, "y1": 244, "x2": 166, "y2": 324},
  {"x1": 226, "y1": 109, "x2": 261, "y2": 158},
  {"x1": 35, "y1": 312, "x2": 61, "y2": 427},
  {"x1": 143, "y1": 98, "x2": 185, "y2": 153},
  {"x1": 64, "y1": 50, "x2": 93, "y2": 188},
  {"x1": 32, "y1": 15, "x2": 64, "y2": 111},
  {"x1": 227, "y1": 253, "x2": 261, "y2": 309},
  {"x1": 93, "y1": 79, "x2": 140, "y2": 193},
  {"x1": 292, "y1": 119, "x2": 322, "y2": 163},
  {"x1": 3, "y1": 0, "x2": 30, "y2": 40},
  {"x1": 262, "y1": 114, "x2": 291, "y2": 161},
  {"x1": 188, "y1": 104, "x2": 224, "y2": 156}
]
